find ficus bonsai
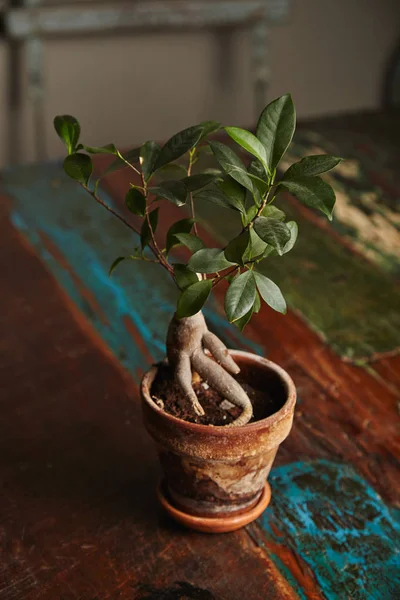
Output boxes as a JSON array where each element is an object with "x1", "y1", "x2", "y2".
[{"x1": 54, "y1": 93, "x2": 340, "y2": 428}]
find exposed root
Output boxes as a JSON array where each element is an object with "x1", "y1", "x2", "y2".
[{"x1": 166, "y1": 312, "x2": 253, "y2": 426}]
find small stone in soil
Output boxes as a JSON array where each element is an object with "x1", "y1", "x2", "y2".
[{"x1": 150, "y1": 363, "x2": 278, "y2": 426}]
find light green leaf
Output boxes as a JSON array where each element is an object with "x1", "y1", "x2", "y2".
[
  {"x1": 256, "y1": 93, "x2": 296, "y2": 171},
  {"x1": 54, "y1": 115, "x2": 80, "y2": 154},
  {"x1": 209, "y1": 141, "x2": 254, "y2": 192},
  {"x1": 224, "y1": 271, "x2": 256, "y2": 322},
  {"x1": 181, "y1": 173, "x2": 217, "y2": 192},
  {"x1": 109, "y1": 256, "x2": 126, "y2": 276},
  {"x1": 155, "y1": 125, "x2": 204, "y2": 170},
  {"x1": 140, "y1": 208, "x2": 159, "y2": 250},
  {"x1": 188, "y1": 248, "x2": 234, "y2": 274},
  {"x1": 194, "y1": 186, "x2": 244, "y2": 213},
  {"x1": 140, "y1": 141, "x2": 161, "y2": 181},
  {"x1": 246, "y1": 228, "x2": 268, "y2": 261},
  {"x1": 225, "y1": 127, "x2": 268, "y2": 169},
  {"x1": 173, "y1": 264, "x2": 199, "y2": 290},
  {"x1": 199, "y1": 120, "x2": 221, "y2": 140},
  {"x1": 253, "y1": 291, "x2": 261, "y2": 313},
  {"x1": 282, "y1": 221, "x2": 298, "y2": 254},
  {"x1": 233, "y1": 305, "x2": 254, "y2": 331},
  {"x1": 248, "y1": 159, "x2": 267, "y2": 181},
  {"x1": 261, "y1": 205, "x2": 286, "y2": 221},
  {"x1": 282, "y1": 155, "x2": 342, "y2": 179},
  {"x1": 81, "y1": 143, "x2": 117, "y2": 155},
  {"x1": 176, "y1": 279, "x2": 213, "y2": 318},
  {"x1": 166, "y1": 218, "x2": 195, "y2": 254},
  {"x1": 150, "y1": 180, "x2": 187, "y2": 206},
  {"x1": 254, "y1": 272, "x2": 286, "y2": 314},
  {"x1": 174, "y1": 233, "x2": 205, "y2": 254},
  {"x1": 63, "y1": 153, "x2": 92, "y2": 185},
  {"x1": 279, "y1": 176, "x2": 336, "y2": 220},
  {"x1": 244, "y1": 205, "x2": 258, "y2": 226},
  {"x1": 217, "y1": 177, "x2": 247, "y2": 212},
  {"x1": 254, "y1": 217, "x2": 291, "y2": 256},
  {"x1": 125, "y1": 188, "x2": 146, "y2": 216}
]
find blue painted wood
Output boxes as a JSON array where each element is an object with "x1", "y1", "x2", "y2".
[
  {"x1": 256, "y1": 460, "x2": 400, "y2": 600},
  {"x1": 3, "y1": 162, "x2": 261, "y2": 382}
]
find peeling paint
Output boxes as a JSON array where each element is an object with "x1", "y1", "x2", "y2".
[{"x1": 257, "y1": 460, "x2": 400, "y2": 600}]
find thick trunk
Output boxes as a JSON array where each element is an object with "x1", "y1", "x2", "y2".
[{"x1": 166, "y1": 312, "x2": 253, "y2": 426}]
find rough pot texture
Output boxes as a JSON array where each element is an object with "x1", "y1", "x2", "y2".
[{"x1": 141, "y1": 350, "x2": 296, "y2": 519}]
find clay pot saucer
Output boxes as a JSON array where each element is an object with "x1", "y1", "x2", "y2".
[{"x1": 158, "y1": 480, "x2": 271, "y2": 533}]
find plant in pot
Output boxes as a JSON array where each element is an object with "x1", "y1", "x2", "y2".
[{"x1": 54, "y1": 94, "x2": 340, "y2": 533}]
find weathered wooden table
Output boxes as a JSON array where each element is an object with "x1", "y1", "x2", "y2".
[{"x1": 1, "y1": 114, "x2": 399, "y2": 599}]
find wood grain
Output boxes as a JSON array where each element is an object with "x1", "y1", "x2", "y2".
[{"x1": 0, "y1": 141, "x2": 399, "y2": 599}]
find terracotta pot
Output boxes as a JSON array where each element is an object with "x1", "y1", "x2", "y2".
[{"x1": 141, "y1": 350, "x2": 296, "y2": 533}]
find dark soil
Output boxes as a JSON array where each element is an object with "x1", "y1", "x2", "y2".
[{"x1": 151, "y1": 363, "x2": 279, "y2": 426}]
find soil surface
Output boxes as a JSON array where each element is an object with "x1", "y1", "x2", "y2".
[{"x1": 151, "y1": 363, "x2": 279, "y2": 426}]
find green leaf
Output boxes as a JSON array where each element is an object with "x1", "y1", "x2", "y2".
[
  {"x1": 109, "y1": 256, "x2": 126, "y2": 276},
  {"x1": 225, "y1": 127, "x2": 268, "y2": 169},
  {"x1": 209, "y1": 141, "x2": 254, "y2": 192},
  {"x1": 199, "y1": 120, "x2": 221, "y2": 140},
  {"x1": 217, "y1": 177, "x2": 246, "y2": 212},
  {"x1": 282, "y1": 221, "x2": 298, "y2": 254},
  {"x1": 104, "y1": 147, "x2": 141, "y2": 176},
  {"x1": 253, "y1": 291, "x2": 261, "y2": 313},
  {"x1": 63, "y1": 153, "x2": 92, "y2": 185},
  {"x1": 54, "y1": 115, "x2": 80, "y2": 154},
  {"x1": 254, "y1": 271, "x2": 286, "y2": 314},
  {"x1": 234, "y1": 306, "x2": 254, "y2": 332},
  {"x1": 155, "y1": 125, "x2": 204, "y2": 170},
  {"x1": 256, "y1": 93, "x2": 296, "y2": 171},
  {"x1": 140, "y1": 141, "x2": 161, "y2": 181},
  {"x1": 140, "y1": 208, "x2": 159, "y2": 250},
  {"x1": 153, "y1": 163, "x2": 188, "y2": 179},
  {"x1": 224, "y1": 271, "x2": 256, "y2": 322},
  {"x1": 246, "y1": 228, "x2": 268, "y2": 261},
  {"x1": 81, "y1": 143, "x2": 117, "y2": 155},
  {"x1": 244, "y1": 205, "x2": 258, "y2": 226},
  {"x1": 254, "y1": 217, "x2": 291, "y2": 256},
  {"x1": 279, "y1": 176, "x2": 336, "y2": 220},
  {"x1": 261, "y1": 205, "x2": 286, "y2": 221},
  {"x1": 181, "y1": 173, "x2": 217, "y2": 192},
  {"x1": 196, "y1": 145, "x2": 214, "y2": 157},
  {"x1": 224, "y1": 231, "x2": 250, "y2": 265},
  {"x1": 176, "y1": 279, "x2": 213, "y2": 318},
  {"x1": 125, "y1": 188, "x2": 146, "y2": 216},
  {"x1": 166, "y1": 218, "x2": 195, "y2": 254},
  {"x1": 194, "y1": 186, "x2": 244, "y2": 213},
  {"x1": 282, "y1": 155, "x2": 342, "y2": 179},
  {"x1": 248, "y1": 159, "x2": 267, "y2": 181},
  {"x1": 174, "y1": 233, "x2": 205, "y2": 254},
  {"x1": 188, "y1": 248, "x2": 234, "y2": 274},
  {"x1": 150, "y1": 180, "x2": 187, "y2": 206},
  {"x1": 173, "y1": 264, "x2": 199, "y2": 290}
]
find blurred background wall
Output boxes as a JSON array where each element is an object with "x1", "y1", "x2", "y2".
[{"x1": 0, "y1": 0, "x2": 399, "y2": 166}]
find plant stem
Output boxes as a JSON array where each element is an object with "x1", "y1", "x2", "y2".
[
  {"x1": 187, "y1": 149, "x2": 199, "y2": 237},
  {"x1": 83, "y1": 184, "x2": 141, "y2": 236},
  {"x1": 141, "y1": 173, "x2": 174, "y2": 276},
  {"x1": 82, "y1": 183, "x2": 172, "y2": 275}
]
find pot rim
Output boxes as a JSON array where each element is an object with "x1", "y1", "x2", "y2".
[{"x1": 141, "y1": 349, "x2": 296, "y2": 436}]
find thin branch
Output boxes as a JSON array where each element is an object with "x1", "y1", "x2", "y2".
[
  {"x1": 141, "y1": 173, "x2": 174, "y2": 276},
  {"x1": 187, "y1": 149, "x2": 199, "y2": 237},
  {"x1": 82, "y1": 184, "x2": 141, "y2": 236},
  {"x1": 82, "y1": 183, "x2": 172, "y2": 275}
]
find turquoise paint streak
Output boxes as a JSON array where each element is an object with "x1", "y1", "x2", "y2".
[
  {"x1": 259, "y1": 460, "x2": 400, "y2": 600},
  {"x1": 4, "y1": 163, "x2": 261, "y2": 381}
]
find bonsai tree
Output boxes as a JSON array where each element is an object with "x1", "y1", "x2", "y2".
[{"x1": 54, "y1": 94, "x2": 340, "y2": 428}]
